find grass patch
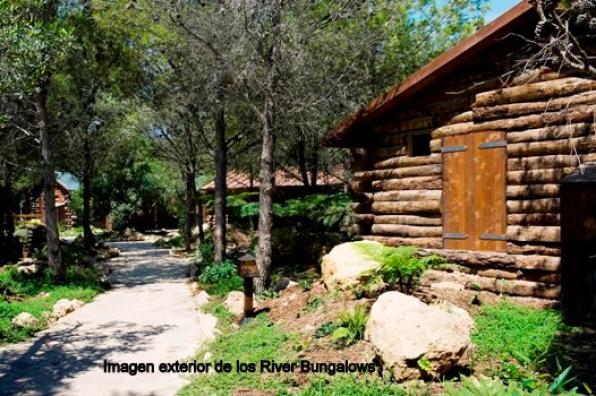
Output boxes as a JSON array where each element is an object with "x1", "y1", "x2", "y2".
[
  {"x1": 295, "y1": 375, "x2": 407, "y2": 396},
  {"x1": 472, "y1": 301, "x2": 566, "y2": 365},
  {"x1": 179, "y1": 313, "x2": 299, "y2": 396},
  {"x1": 0, "y1": 265, "x2": 103, "y2": 344}
]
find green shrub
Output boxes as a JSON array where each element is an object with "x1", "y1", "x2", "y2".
[
  {"x1": 331, "y1": 304, "x2": 368, "y2": 348},
  {"x1": 443, "y1": 375, "x2": 582, "y2": 396},
  {"x1": 359, "y1": 244, "x2": 443, "y2": 293},
  {"x1": 297, "y1": 376, "x2": 404, "y2": 396},
  {"x1": 199, "y1": 260, "x2": 243, "y2": 296}
]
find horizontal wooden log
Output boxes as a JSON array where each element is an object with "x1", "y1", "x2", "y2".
[
  {"x1": 473, "y1": 268, "x2": 561, "y2": 284},
  {"x1": 507, "y1": 168, "x2": 576, "y2": 184},
  {"x1": 474, "y1": 90, "x2": 596, "y2": 121},
  {"x1": 506, "y1": 123, "x2": 592, "y2": 143},
  {"x1": 421, "y1": 269, "x2": 561, "y2": 299},
  {"x1": 374, "y1": 190, "x2": 442, "y2": 202},
  {"x1": 508, "y1": 213, "x2": 560, "y2": 226},
  {"x1": 374, "y1": 215, "x2": 442, "y2": 226},
  {"x1": 507, "y1": 226, "x2": 561, "y2": 243},
  {"x1": 370, "y1": 146, "x2": 407, "y2": 160},
  {"x1": 474, "y1": 77, "x2": 596, "y2": 107},
  {"x1": 354, "y1": 164, "x2": 441, "y2": 182},
  {"x1": 363, "y1": 235, "x2": 443, "y2": 249},
  {"x1": 372, "y1": 116, "x2": 433, "y2": 135},
  {"x1": 371, "y1": 224, "x2": 443, "y2": 238},
  {"x1": 372, "y1": 176, "x2": 442, "y2": 191},
  {"x1": 430, "y1": 139, "x2": 441, "y2": 153},
  {"x1": 507, "y1": 242, "x2": 561, "y2": 256},
  {"x1": 506, "y1": 184, "x2": 560, "y2": 199},
  {"x1": 433, "y1": 105, "x2": 596, "y2": 139},
  {"x1": 507, "y1": 136, "x2": 596, "y2": 158},
  {"x1": 507, "y1": 154, "x2": 596, "y2": 171},
  {"x1": 371, "y1": 200, "x2": 441, "y2": 215},
  {"x1": 349, "y1": 181, "x2": 371, "y2": 194},
  {"x1": 373, "y1": 153, "x2": 441, "y2": 170},
  {"x1": 353, "y1": 214, "x2": 375, "y2": 225},
  {"x1": 507, "y1": 198, "x2": 560, "y2": 213},
  {"x1": 420, "y1": 249, "x2": 561, "y2": 272},
  {"x1": 448, "y1": 111, "x2": 474, "y2": 124}
]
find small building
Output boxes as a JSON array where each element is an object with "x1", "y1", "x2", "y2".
[
  {"x1": 29, "y1": 172, "x2": 79, "y2": 228},
  {"x1": 201, "y1": 169, "x2": 343, "y2": 199},
  {"x1": 326, "y1": 1, "x2": 596, "y2": 304}
]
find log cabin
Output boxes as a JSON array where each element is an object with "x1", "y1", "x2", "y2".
[{"x1": 325, "y1": 1, "x2": 596, "y2": 305}]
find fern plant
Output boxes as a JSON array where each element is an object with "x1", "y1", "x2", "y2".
[
  {"x1": 331, "y1": 304, "x2": 369, "y2": 348},
  {"x1": 359, "y1": 245, "x2": 443, "y2": 294}
]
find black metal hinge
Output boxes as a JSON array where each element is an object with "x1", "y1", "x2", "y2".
[
  {"x1": 479, "y1": 140, "x2": 507, "y2": 149},
  {"x1": 443, "y1": 233, "x2": 468, "y2": 240},
  {"x1": 480, "y1": 233, "x2": 507, "y2": 241},
  {"x1": 442, "y1": 145, "x2": 467, "y2": 154}
]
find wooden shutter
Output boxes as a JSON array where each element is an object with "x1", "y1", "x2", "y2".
[{"x1": 442, "y1": 131, "x2": 507, "y2": 252}]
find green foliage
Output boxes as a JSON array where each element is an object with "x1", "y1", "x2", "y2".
[
  {"x1": 443, "y1": 375, "x2": 582, "y2": 396},
  {"x1": 331, "y1": 304, "x2": 368, "y2": 348},
  {"x1": 198, "y1": 260, "x2": 243, "y2": 296},
  {"x1": 358, "y1": 243, "x2": 443, "y2": 294},
  {"x1": 237, "y1": 193, "x2": 351, "y2": 229},
  {"x1": 179, "y1": 315, "x2": 299, "y2": 396},
  {"x1": 296, "y1": 375, "x2": 404, "y2": 396},
  {"x1": 0, "y1": 265, "x2": 103, "y2": 344},
  {"x1": 314, "y1": 321, "x2": 338, "y2": 338},
  {"x1": 472, "y1": 302, "x2": 566, "y2": 365},
  {"x1": 304, "y1": 296, "x2": 324, "y2": 313}
]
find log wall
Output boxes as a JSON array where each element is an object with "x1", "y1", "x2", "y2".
[{"x1": 350, "y1": 39, "x2": 596, "y2": 302}]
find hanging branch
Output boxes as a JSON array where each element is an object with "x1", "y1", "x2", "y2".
[{"x1": 528, "y1": 0, "x2": 596, "y2": 77}]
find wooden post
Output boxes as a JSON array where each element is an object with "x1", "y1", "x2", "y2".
[
  {"x1": 243, "y1": 277, "x2": 254, "y2": 318},
  {"x1": 238, "y1": 253, "x2": 259, "y2": 323}
]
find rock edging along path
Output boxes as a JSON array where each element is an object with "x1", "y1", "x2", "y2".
[{"x1": 0, "y1": 241, "x2": 216, "y2": 396}]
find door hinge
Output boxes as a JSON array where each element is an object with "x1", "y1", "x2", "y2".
[
  {"x1": 480, "y1": 233, "x2": 507, "y2": 241},
  {"x1": 443, "y1": 233, "x2": 468, "y2": 240},
  {"x1": 442, "y1": 145, "x2": 467, "y2": 154},
  {"x1": 479, "y1": 140, "x2": 507, "y2": 149}
]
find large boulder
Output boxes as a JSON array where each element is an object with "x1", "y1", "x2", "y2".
[
  {"x1": 11, "y1": 312, "x2": 39, "y2": 328},
  {"x1": 321, "y1": 241, "x2": 382, "y2": 289},
  {"x1": 52, "y1": 299, "x2": 84, "y2": 318},
  {"x1": 365, "y1": 292, "x2": 473, "y2": 381}
]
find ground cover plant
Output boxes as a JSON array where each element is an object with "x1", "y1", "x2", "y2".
[
  {"x1": 0, "y1": 265, "x2": 103, "y2": 344},
  {"x1": 192, "y1": 237, "x2": 243, "y2": 296},
  {"x1": 357, "y1": 244, "x2": 444, "y2": 295},
  {"x1": 179, "y1": 302, "x2": 300, "y2": 396}
]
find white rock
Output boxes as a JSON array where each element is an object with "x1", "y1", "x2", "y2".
[
  {"x1": 224, "y1": 291, "x2": 247, "y2": 316},
  {"x1": 365, "y1": 292, "x2": 473, "y2": 381},
  {"x1": 11, "y1": 312, "x2": 39, "y2": 328},
  {"x1": 17, "y1": 264, "x2": 40, "y2": 276},
  {"x1": 321, "y1": 241, "x2": 382, "y2": 289},
  {"x1": 203, "y1": 352, "x2": 212, "y2": 362},
  {"x1": 194, "y1": 291, "x2": 210, "y2": 307},
  {"x1": 38, "y1": 291, "x2": 50, "y2": 298},
  {"x1": 52, "y1": 299, "x2": 84, "y2": 318}
]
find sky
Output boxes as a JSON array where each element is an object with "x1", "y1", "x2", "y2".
[{"x1": 486, "y1": 0, "x2": 521, "y2": 21}]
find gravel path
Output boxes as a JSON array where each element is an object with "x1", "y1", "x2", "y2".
[{"x1": 0, "y1": 241, "x2": 216, "y2": 396}]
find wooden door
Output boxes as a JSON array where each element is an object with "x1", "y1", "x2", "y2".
[{"x1": 443, "y1": 131, "x2": 507, "y2": 252}]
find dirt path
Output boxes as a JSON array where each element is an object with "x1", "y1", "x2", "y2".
[{"x1": 0, "y1": 241, "x2": 215, "y2": 396}]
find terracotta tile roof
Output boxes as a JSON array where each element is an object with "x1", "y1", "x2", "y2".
[
  {"x1": 200, "y1": 169, "x2": 343, "y2": 192},
  {"x1": 325, "y1": 1, "x2": 535, "y2": 147}
]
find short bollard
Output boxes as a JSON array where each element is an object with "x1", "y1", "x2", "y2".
[{"x1": 237, "y1": 253, "x2": 259, "y2": 324}]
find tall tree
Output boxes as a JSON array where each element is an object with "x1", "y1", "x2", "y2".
[{"x1": 0, "y1": 0, "x2": 76, "y2": 280}]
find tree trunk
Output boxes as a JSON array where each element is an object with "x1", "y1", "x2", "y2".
[
  {"x1": 196, "y1": 191, "x2": 205, "y2": 243},
  {"x1": 255, "y1": 0, "x2": 282, "y2": 293},
  {"x1": 184, "y1": 168, "x2": 194, "y2": 252},
  {"x1": 82, "y1": 136, "x2": 94, "y2": 251},
  {"x1": 36, "y1": 83, "x2": 63, "y2": 282},
  {"x1": 297, "y1": 137, "x2": 310, "y2": 188},
  {"x1": 213, "y1": 105, "x2": 227, "y2": 262}
]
